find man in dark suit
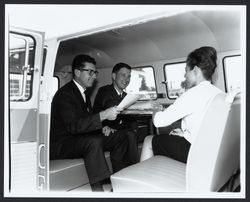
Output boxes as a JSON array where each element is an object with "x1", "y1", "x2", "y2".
[
  {"x1": 50, "y1": 55, "x2": 128, "y2": 192},
  {"x1": 93, "y1": 63, "x2": 139, "y2": 166}
]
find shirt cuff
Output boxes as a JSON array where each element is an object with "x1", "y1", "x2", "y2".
[{"x1": 183, "y1": 130, "x2": 192, "y2": 143}]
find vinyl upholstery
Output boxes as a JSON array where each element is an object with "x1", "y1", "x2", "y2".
[
  {"x1": 49, "y1": 151, "x2": 112, "y2": 191},
  {"x1": 111, "y1": 90, "x2": 241, "y2": 192}
]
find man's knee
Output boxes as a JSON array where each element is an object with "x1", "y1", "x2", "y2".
[
  {"x1": 85, "y1": 135, "x2": 103, "y2": 152},
  {"x1": 114, "y1": 129, "x2": 129, "y2": 142},
  {"x1": 126, "y1": 130, "x2": 137, "y2": 141}
]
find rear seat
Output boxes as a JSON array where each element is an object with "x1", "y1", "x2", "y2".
[{"x1": 49, "y1": 151, "x2": 112, "y2": 191}]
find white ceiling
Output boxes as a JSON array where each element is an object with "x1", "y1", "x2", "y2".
[
  {"x1": 55, "y1": 9, "x2": 242, "y2": 69},
  {"x1": 6, "y1": 5, "x2": 243, "y2": 40},
  {"x1": 7, "y1": 5, "x2": 244, "y2": 70},
  {"x1": 6, "y1": 5, "x2": 178, "y2": 40}
]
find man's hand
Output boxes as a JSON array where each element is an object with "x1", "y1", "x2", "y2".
[
  {"x1": 102, "y1": 126, "x2": 117, "y2": 136},
  {"x1": 169, "y1": 128, "x2": 184, "y2": 137},
  {"x1": 128, "y1": 101, "x2": 163, "y2": 111},
  {"x1": 99, "y1": 106, "x2": 123, "y2": 121},
  {"x1": 150, "y1": 101, "x2": 164, "y2": 111}
]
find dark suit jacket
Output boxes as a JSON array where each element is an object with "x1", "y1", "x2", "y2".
[
  {"x1": 50, "y1": 80, "x2": 102, "y2": 144},
  {"x1": 93, "y1": 84, "x2": 137, "y2": 130}
]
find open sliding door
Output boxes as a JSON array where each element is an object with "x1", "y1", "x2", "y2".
[{"x1": 8, "y1": 27, "x2": 44, "y2": 195}]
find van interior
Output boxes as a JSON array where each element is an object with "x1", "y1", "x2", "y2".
[{"x1": 6, "y1": 5, "x2": 245, "y2": 197}]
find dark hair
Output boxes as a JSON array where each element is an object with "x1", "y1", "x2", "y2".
[
  {"x1": 112, "y1": 62, "x2": 132, "y2": 73},
  {"x1": 71, "y1": 54, "x2": 96, "y2": 77},
  {"x1": 186, "y1": 46, "x2": 217, "y2": 80}
]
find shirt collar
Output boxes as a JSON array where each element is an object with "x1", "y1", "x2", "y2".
[
  {"x1": 198, "y1": 80, "x2": 211, "y2": 86},
  {"x1": 113, "y1": 85, "x2": 124, "y2": 96},
  {"x1": 73, "y1": 79, "x2": 86, "y2": 94}
]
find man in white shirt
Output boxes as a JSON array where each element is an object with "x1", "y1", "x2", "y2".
[{"x1": 148, "y1": 46, "x2": 224, "y2": 163}]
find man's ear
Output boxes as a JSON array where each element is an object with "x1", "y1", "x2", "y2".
[
  {"x1": 74, "y1": 69, "x2": 80, "y2": 77},
  {"x1": 112, "y1": 72, "x2": 116, "y2": 81}
]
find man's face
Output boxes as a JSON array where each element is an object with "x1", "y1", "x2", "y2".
[
  {"x1": 112, "y1": 67, "x2": 131, "y2": 91},
  {"x1": 184, "y1": 65, "x2": 197, "y2": 89},
  {"x1": 75, "y1": 62, "x2": 97, "y2": 88}
]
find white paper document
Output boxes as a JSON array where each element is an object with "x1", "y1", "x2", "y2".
[{"x1": 118, "y1": 94, "x2": 141, "y2": 109}]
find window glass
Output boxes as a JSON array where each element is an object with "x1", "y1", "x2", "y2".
[
  {"x1": 164, "y1": 62, "x2": 186, "y2": 99},
  {"x1": 9, "y1": 33, "x2": 35, "y2": 101},
  {"x1": 126, "y1": 66, "x2": 157, "y2": 100},
  {"x1": 223, "y1": 55, "x2": 243, "y2": 92}
]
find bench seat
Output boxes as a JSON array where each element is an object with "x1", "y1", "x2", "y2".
[
  {"x1": 111, "y1": 155, "x2": 186, "y2": 192},
  {"x1": 49, "y1": 151, "x2": 112, "y2": 191}
]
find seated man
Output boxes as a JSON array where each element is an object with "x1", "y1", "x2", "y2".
[
  {"x1": 145, "y1": 46, "x2": 225, "y2": 163},
  {"x1": 93, "y1": 63, "x2": 139, "y2": 165},
  {"x1": 50, "y1": 55, "x2": 129, "y2": 192}
]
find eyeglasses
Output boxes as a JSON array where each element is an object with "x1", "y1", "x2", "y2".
[{"x1": 78, "y1": 68, "x2": 99, "y2": 76}]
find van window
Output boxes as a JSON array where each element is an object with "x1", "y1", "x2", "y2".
[
  {"x1": 164, "y1": 62, "x2": 186, "y2": 99},
  {"x1": 126, "y1": 66, "x2": 157, "y2": 100},
  {"x1": 9, "y1": 32, "x2": 35, "y2": 101},
  {"x1": 223, "y1": 55, "x2": 242, "y2": 92}
]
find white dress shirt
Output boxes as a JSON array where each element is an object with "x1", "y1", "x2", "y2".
[
  {"x1": 114, "y1": 86, "x2": 125, "y2": 98},
  {"x1": 153, "y1": 81, "x2": 224, "y2": 144},
  {"x1": 73, "y1": 79, "x2": 86, "y2": 102}
]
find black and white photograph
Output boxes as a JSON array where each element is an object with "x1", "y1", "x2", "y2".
[{"x1": 3, "y1": 2, "x2": 246, "y2": 199}]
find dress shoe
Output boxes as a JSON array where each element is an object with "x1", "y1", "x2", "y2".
[
  {"x1": 102, "y1": 177, "x2": 111, "y2": 184},
  {"x1": 90, "y1": 182, "x2": 104, "y2": 192}
]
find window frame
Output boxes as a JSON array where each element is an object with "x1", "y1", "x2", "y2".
[
  {"x1": 41, "y1": 46, "x2": 47, "y2": 76},
  {"x1": 9, "y1": 31, "x2": 37, "y2": 102},
  {"x1": 222, "y1": 54, "x2": 241, "y2": 93},
  {"x1": 126, "y1": 65, "x2": 158, "y2": 101},
  {"x1": 163, "y1": 61, "x2": 186, "y2": 100}
]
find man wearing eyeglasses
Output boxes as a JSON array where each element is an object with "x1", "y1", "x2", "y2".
[{"x1": 50, "y1": 54, "x2": 128, "y2": 192}]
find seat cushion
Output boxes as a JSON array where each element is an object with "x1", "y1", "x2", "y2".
[
  {"x1": 50, "y1": 159, "x2": 88, "y2": 191},
  {"x1": 50, "y1": 151, "x2": 112, "y2": 191},
  {"x1": 111, "y1": 155, "x2": 186, "y2": 192}
]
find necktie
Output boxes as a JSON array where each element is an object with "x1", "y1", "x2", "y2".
[
  {"x1": 82, "y1": 91, "x2": 86, "y2": 102},
  {"x1": 120, "y1": 92, "x2": 125, "y2": 99},
  {"x1": 83, "y1": 91, "x2": 91, "y2": 112}
]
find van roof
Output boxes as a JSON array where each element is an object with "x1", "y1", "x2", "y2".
[
  {"x1": 6, "y1": 4, "x2": 243, "y2": 40},
  {"x1": 6, "y1": 5, "x2": 176, "y2": 40}
]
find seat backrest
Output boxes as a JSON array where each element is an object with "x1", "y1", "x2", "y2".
[{"x1": 186, "y1": 90, "x2": 241, "y2": 192}]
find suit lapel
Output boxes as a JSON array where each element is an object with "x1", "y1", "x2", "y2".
[
  {"x1": 111, "y1": 85, "x2": 122, "y2": 101},
  {"x1": 71, "y1": 81, "x2": 91, "y2": 113},
  {"x1": 111, "y1": 84, "x2": 126, "y2": 102}
]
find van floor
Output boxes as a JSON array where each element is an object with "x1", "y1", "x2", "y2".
[{"x1": 69, "y1": 183, "x2": 113, "y2": 192}]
